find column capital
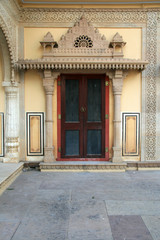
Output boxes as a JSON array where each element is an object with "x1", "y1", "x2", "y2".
[
  {"x1": 106, "y1": 70, "x2": 114, "y2": 80},
  {"x1": 112, "y1": 70, "x2": 128, "y2": 95},
  {"x1": 2, "y1": 82, "x2": 19, "y2": 93},
  {"x1": 43, "y1": 71, "x2": 60, "y2": 94}
]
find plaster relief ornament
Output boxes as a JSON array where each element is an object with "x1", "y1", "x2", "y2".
[
  {"x1": 110, "y1": 32, "x2": 126, "y2": 57},
  {"x1": 17, "y1": 16, "x2": 147, "y2": 71}
]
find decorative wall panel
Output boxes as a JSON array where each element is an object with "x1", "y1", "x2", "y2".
[
  {"x1": 26, "y1": 112, "x2": 44, "y2": 156},
  {"x1": 122, "y1": 113, "x2": 140, "y2": 156},
  {"x1": 0, "y1": 113, "x2": 4, "y2": 157},
  {"x1": 145, "y1": 12, "x2": 157, "y2": 160}
]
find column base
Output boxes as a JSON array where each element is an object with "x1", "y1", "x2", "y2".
[
  {"x1": 112, "y1": 147, "x2": 123, "y2": 162},
  {"x1": 3, "y1": 154, "x2": 19, "y2": 163},
  {"x1": 44, "y1": 147, "x2": 55, "y2": 162}
]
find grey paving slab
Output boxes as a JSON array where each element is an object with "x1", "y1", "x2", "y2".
[
  {"x1": 142, "y1": 216, "x2": 160, "y2": 240},
  {"x1": 109, "y1": 215, "x2": 153, "y2": 240},
  {"x1": 68, "y1": 200, "x2": 113, "y2": 240},
  {"x1": 0, "y1": 170, "x2": 160, "y2": 240},
  {"x1": 105, "y1": 200, "x2": 160, "y2": 216},
  {"x1": 12, "y1": 190, "x2": 70, "y2": 240},
  {"x1": 0, "y1": 220, "x2": 20, "y2": 240}
]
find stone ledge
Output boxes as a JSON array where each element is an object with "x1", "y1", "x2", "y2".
[
  {"x1": 40, "y1": 161, "x2": 127, "y2": 172},
  {"x1": 39, "y1": 161, "x2": 160, "y2": 172},
  {"x1": 126, "y1": 161, "x2": 160, "y2": 171},
  {"x1": 0, "y1": 163, "x2": 24, "y2": 195}
]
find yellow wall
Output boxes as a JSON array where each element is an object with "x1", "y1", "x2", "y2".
[
  {"x1": 99, "y1": 28, "x2": 141, "y2": 59},
  {"x1": 121, "y1": 71, "x2": 141, "y2": 112},
  {"x1": 24, "y1": 28, "x2": 68, "y2": 59},
  {"x1": 24, "y1": 27, "x2": 142, "y2": 159},
  {"x1": 25, "y1": 70, "x2": 45, "y2": 112}
]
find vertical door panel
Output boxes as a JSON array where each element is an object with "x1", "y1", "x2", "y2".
[
  {"x1": 87, "y1": 79, "x2": 101, "y2": 122},
  {"x1": 61, "y1": 74, "x2": 105, "y2": 158},
  {"x1": 65, "y1": 79, "x2": 79, "y2": 122},
  {"x1": 61, "y1": 75, "x2": 82, "y2": 157},
  {"x1": 84, "y1": 75, "x2": 105, "y2": 157}
]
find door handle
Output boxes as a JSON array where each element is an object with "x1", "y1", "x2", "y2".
[{"x1": 80, "y1": 106, "x2": 86, "y2": 112}]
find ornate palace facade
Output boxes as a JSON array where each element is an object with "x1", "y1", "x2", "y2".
[{"x1": 0, "y1": 0, "x2": 160, "y2": 166}]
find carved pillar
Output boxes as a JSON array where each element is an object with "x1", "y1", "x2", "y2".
[
  {"x1": 112, "y1": 70, "x2": 124, "y2": 162},
  {"x1": 43, "y1": 70, "x2": 59, "y2": 162},
  {"x1": 2, "y1": 82, "x2": 19, "y2": 163}
]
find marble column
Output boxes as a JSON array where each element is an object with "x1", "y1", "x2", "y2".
[
  {"x1": 43, "y1": 70, "x2": 59, "y2": 162},
  {"x1": 2, "y1": 82, "x2": 19, "y2": 163},
  {"x1": 112, "y1": 70, "x2": 124, "y2": 162}
]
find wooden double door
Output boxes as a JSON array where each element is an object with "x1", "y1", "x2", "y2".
[{"x1": 61, "y1": 74, "x2": 105, "y2": 159}]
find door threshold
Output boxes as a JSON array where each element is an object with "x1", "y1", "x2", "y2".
[
  {"x1": 40, "y1": 161, "x2": 127, "y2": 172},
  {"x1": 56, "y1": 158, "x2": 108, "y2": 161}
]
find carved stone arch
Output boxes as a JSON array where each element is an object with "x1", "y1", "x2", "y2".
[
  {"x1": 0, "y1": 17, "x2": 15, "y2": 66},
  {"x1": 0, "y1": 28, "x2": 11, "y2": 82},
  {"x1": 0, "y1": 2, "x2": 17, "y2": 67}
]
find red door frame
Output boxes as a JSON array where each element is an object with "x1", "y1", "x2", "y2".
[{"x1": 57, "y1": 74, "x2": 109, "y2": 161}]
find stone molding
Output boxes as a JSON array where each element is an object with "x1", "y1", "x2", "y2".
[{"x1": 17, "y1": 59, "x2": 147, "y2": 71}]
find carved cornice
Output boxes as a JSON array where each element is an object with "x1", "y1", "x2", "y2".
[
  {"x1": 19, "y1": 8, "x2": 150, "y2": 23},
  {"x1": 17, "y1": 58, "x2": 147, "y2": 71}
]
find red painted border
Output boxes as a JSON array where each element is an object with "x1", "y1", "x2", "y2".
[
  {"x1": 57, "y1": 158, "x2": 107, "y2": 161},
  {"x1": 105, "y1": 76, "x2": 109, "y2": 160},
  {"x1": 57, "y1": 76, "x2": 61, "y2": 159},
  {"x1": 57, "y1": 75, "x2": 109, "y2": 161}
]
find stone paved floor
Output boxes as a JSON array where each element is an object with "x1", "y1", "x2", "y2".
[{"x1": 0, "y1": 170, "x2": 160, "y2": 240}]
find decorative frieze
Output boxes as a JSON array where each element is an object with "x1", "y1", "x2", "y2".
[{"x1": 19, "y1": 8, "x2": 148, "y2": 23}]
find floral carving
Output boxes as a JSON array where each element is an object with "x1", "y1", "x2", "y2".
[
  {"x1": 74, "y1": 35, "x2": 93, "y2": 48},
  {"x1": 19, "y1": 8, "x2": 147, "y2": 23}
]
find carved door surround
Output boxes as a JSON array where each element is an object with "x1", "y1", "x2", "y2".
[{"x1": 17, "y1": 16, "x2": 147, "y2": 162}]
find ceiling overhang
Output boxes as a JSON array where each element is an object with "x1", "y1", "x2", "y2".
[
  {"x1": 18, "y1": 0, "x2": 160, "y2": 5},
  {"x1": 17, "y1": 59, "x2": 147, "y2": 71}
]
